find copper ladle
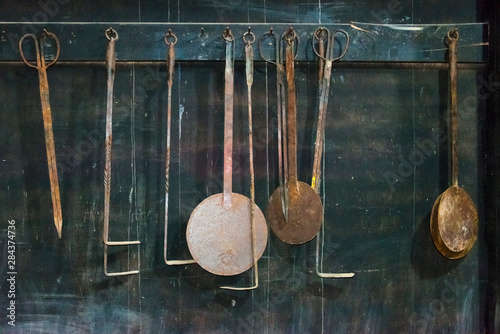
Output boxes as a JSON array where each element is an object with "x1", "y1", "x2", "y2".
[{"x1": 430, "y1": 29, "x2": 478, "y2": 259}]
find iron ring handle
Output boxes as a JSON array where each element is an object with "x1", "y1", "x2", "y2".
[
  {"x1": 312, "y1": 28, "x2": 349, "y2": 62},
  {"x1": 243, "y1": 30, "x2": 255, "y2": 45},
  {"x1": 105, "y1": 27, "x2": 119, "y2": 41},
  {"x1": 258, "y1": 30, "x2": 277, "y2": 65},
  {"x1": 313, "y1": 27, "x2": 329, "y2": 41},
  {"x1": 284, "y1": 27, "x2": 297, "y2": 44},
  {"x1": 330, "y1": 29, "x2": 350, "y2": 61},
  {"x1": 281, "y1": 29, "x2": 300, "y2": 60},
  {"x1": 223, "y1": 27, "x2": 234, "y2": 42},
  {"x1": 312, "y1": 27, "x2": 330, "y2": 60},
  {"x1": 19, "y1": 30, "x2": 60, "y2": 69},
  {"x1": 40, "y1": 29, "x2": 60, "y2": 67},
  {"x1": 19, "y1": 33, "x2": 40, "y2": 69},
  {"x1": 446, "y1": 28, "x2": 459, "y2": 44},
  {"x1": 165, "y1": 29, "x2": 177, "y2": 45}
]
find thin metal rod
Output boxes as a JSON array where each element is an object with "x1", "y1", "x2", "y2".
[
  {"x1": 285, "y1": 32, "x2": 298, "y2": 190},
  {"x1": 222, "y1": 31, "x2": 235, "y2": 208},
  {"x1": 163, "y1": 31, "x2": 195, "y2": 266},
  {"x1": 448, "y1": 29, "x2": 459, "y2": 187},
  {"x1": 276, "y1": 37, "x2": 289, "y2": 221},
  {"x1": 102, "y1": 28, "x2": 140, "y2": 277}
]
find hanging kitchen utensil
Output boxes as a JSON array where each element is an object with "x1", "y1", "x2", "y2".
[
  {"x1": 163, "y1": 30, "x2": 196, "y2": 266},
  {"x1": 221, "y1": 29, "x2": 260, "y2": 290},
  {"x1": 311, "y1": 28, "x2": 349, "y2": 192},
  {"x1": 102, "y1": 27, "x2": 140, "y2": 276},
  {"x1": 186, "y1": 28, "x2": 268, "y2": 276},
  {"x1": 267, "y1": 27, "x2": 323, "y2": 245},
  {"x1": 259, "y1": 28, "x2": 289, "y2": 222},
  {"x1": 311, "y1": 28, "x2": 353, "y2": 278},
  {"x1": 19, "y1": 29, "x2": 63, "y2": 239},
  {"x1": 430, "y1": 29, "x2": 478, "y2": 259}
]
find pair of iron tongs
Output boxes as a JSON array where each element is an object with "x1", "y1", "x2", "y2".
[{"x1": 312, "y1": 27, "x2": 354, "y2": 278}]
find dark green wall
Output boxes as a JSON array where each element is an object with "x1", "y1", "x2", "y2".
[{"x1": 0, "y1": 1, "x2": 497, "y2": 333}]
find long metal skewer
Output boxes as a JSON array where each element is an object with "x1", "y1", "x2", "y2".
[
  {"x1": 163, "y1": 29, "x2": 196, "y2": 266},
  {"x1": 19, "y1": 29, "x2": 63, "y2": 239},
  {"x1": 103, "y1": 27, "x2": 140, "y2": 276}
]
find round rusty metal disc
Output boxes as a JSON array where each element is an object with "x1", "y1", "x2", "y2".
[
  {"x1": 267, "y1": 181, "x2": 323, "y2": 245},
  {"x1": 430, "y1": 185, "x2": 478, "y2": 259},
  {"x1": 186, "y1": 193, "x2": 268, "y2": 276}
]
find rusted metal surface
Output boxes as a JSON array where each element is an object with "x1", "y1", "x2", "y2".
[
  {"x1": 430, "y1": 29, "x2": 478, "y2": 259},
  {"x1": 449, "y1": 29, "x2": 459, "y2": 188},
  {"x1": 186, "y1": 29, "x2": 268, "y2": 276},
  {"x1": 311, "y1": 28, "x2": 349, "y2": 192},
  {"x1": 268, "y1": 181, "x2": 323, "y2": 245},
  {"x1": 187, "y1": 193, "x2": 268, "y2": 276},
  {"x1": 267, "y1": 28, "x2": 323, "y2": 245},
  {"x1": 222, "y1": 28, "x2": 235, "y2": 207},
  {"x1": 103, "y1": 28, "x2": 116, "y2": 249},
  {"x1": 2, "y1": 23, "x2": 488, "y2": 62},
  {"x1": 431, "y1": 186, "x2": 478, "y2": 259},
  {"x1": 220, "y1": 30, "x2": 260, "y2": 289},
  {"x1": 311, "y1": 28, "x2": 354, "y2": 278},
  {"x1": 102, "y1": 28, "x2": 140, "y2": 276},
  {"x1": 163, "y1": 30, "x2": 196, "y2": 266},
  {"x1": 245, "y1": 31, "x2": 259, "y2": 288},
  {"x1": 19, "y1": 29, "x2": 63, "y2": 239},
  {"x1": 259, "y1": 29, "x2": 289, "y2": 220}
]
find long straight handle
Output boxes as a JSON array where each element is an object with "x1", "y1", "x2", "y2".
[
  {"x1": 312, "y1": 36, "x2": 327, "y2": 192},
  {"x1": 102, "y1": 35, "x2": 139, "y2": 248},
  {"x1": 38, "y1": 66, "x2": 63, "y2": 239},
  {"x1": 103, "y1": 37, "x2": 116, "y2": 244},
  {"x1": 285, "y1": 38, "x2": 298, "y2": 188},
  {"x1": 103, "y1": 37, "x2": 139, "y2": 247},
  {"x1": 102, "y1": 30, "x2": 140, "y2": 277},
  {"x1": 164, "y1": 36, "x2": 174, "y2": 249},
  {"x1": 447, "y1": 29, "x2": 459, "y2": 187},
  {"x1": 246, "y1": 41, "x2": 259, "y2": 288},
  {"x1": 223, "y1": 34, "x2": 234, "y2": 207},
  {"x1": 165, "y1": 41, "x2": 174, "y2": 219},
  {"x1": 163, "y1": 33, "x2": 195, "y2": 265},
  {"x1": 312, "y1": 60, "x2": 332, "y2": 191},
  {"x1": 277, "y1": 51, "x2": 289, "y2": 219}
]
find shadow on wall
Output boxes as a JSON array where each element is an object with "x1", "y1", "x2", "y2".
[{"x1": 410, "y1": 213, "x2": 462, "y2": 279}]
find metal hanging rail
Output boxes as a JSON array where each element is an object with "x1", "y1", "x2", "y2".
[{"x1": 0, "y1": 22, "x2": 488, "y2": 62}]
